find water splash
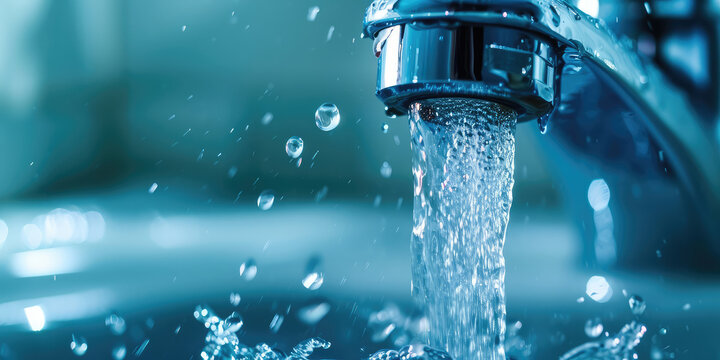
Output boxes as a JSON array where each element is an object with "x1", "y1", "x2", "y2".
[
  {"x1": 409, "y1": 98, "x2": 517, "y2": 359},
  {"x1": 368, "y1": 345, "x2": 453, "y2": 360},
  {"x1": 560, "y1": 321, "x2": 647, "y2": 360},
  {"x1": 194, "y1": 305, "x2": 330, "y2": 360}
]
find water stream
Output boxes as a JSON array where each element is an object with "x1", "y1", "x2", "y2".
[
  {"x1": 193, "y1": 98, "x2": 650, "y2": 360},
  {"x1": 409, "y1": 98, "x2": 518, "y2": 359}
]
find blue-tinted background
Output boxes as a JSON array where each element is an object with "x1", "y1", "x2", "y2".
[{"x1": 0, "y1": 0, "x2": 718, "y2": 359}]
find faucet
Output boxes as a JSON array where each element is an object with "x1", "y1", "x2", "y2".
[{"x1": 363, "y1": 0, "x2": 720, "y2": 263}]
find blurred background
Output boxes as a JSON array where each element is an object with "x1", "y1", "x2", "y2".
[{"x1": 0, "y1": 0, "x2": 719, "y2": 359}]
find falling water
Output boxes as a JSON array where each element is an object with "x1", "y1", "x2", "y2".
[{"x1": 409, "y1": 98, "x2": 517, "y2": 359}]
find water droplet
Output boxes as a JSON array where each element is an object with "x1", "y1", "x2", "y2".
[
  {"x1": 307, "y1": 6, "x2": 320, "y2": 21},
  {"x1": 297, "y1": 302, "x2": 331, "y2": 325},
  {"x1": 239, "y1": 259, "x2": 258, "y2": 281},
  {"x1": 326, "y1": 26, "x2": 335, "y2": 41},
  {"x1": 628, "y1": 294, "x2": 646, "y2": 316},
  {"x1": 588, "y1": 179, "x2": 611, "y2": 211},
  {"x1": 549, "y1": 5, "x2": 561, "y2": 26},
  {"x1": 381, "y1": 123, "x2": 389, "y2": 133},
  {"x1": 302, "y1": 272, "x2": 324, "y2": 290},
  {"x1": 70, "y1": 334, "x2": 88, "y2": 356},
  {"x1": 380, "y1": 161, "x2": 392, "y2": 178},
  {"x1": 228, "y1": 166, "x2": 238, "y2": 178},
  {"x1": 537, "y1": 115, "x2": 550, "y2": 134},
  {"x1": 373, "y1": 194, "x2": 382, "y2": 208},
  {"x1": 302, "y1": 257, "x2": 324, "y2": 290},
  {"x1": 105, "y1": 313, "x2": 126, "y2": 335},
  {"x1": 269, "y1": 314, "x2": 284, "y2": 333},
  {"x1": 181, "y1": 25, "x2": 187, "y2": 32},
  {"x1": 659, "y1": 328, "x2": 667, "y2": 335},
  {"x1": 219, "y1": 312, "x2": 243, "y2": 335},
  {"x1": 315, "y1": 103, "x2": 340, "y2": 131},
  {"x1": 257, "y1": 190, "x2": 275, "y2": 210},
  {"x1": 586, "y1": 275, "x2": 613, "y2": 303},
  {"x1": 682, "y1": 303, "x2": 691, "y2": 311},
  {"x1": 584, "y1": 317, "x2": 604, "y2": 338},
  {"x1": 112, "y1": 345, "x2": 126, "y2": 360},
  {"x1": 576, "y1": 296, "x2": 585, "y2": 303},
  {"x1": 286, "y1": 136, "x2": 304, "y2": 158},
  {"x1": 643, "y1": 1, "x2": 652, "y2": 14},
  {"x1": 315, "y1": 186, "x2": 328, "y2": 203},
  {"x1": 229, "y1": 292, "x2": 241, "y2": 306},
  {"x1": 194, "y1": 304, "x2": 220, "y2": 330},
  {"x1": 261, "y1": 112, "x2": 274, "y2": 125},
  {"x1": 148, "y1": 183, "x2": 158, "y2": 194},
  {"x1": 568, "y1": 5, "x2": 582, "y2": 20}
]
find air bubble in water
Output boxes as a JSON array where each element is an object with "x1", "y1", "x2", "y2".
[
  {"x1": 70, "y1": 334, "x2": 88, "y2": 356},
  {"x1": 381, "y1": 123, "x2": 389, "y2": 133},
  {"x1": 257, "y1": 191, "x2": 275, "y2": 210},
  {"x1": 112, "y1": 345, "x2": 126, "y2": 360},
  {"x1": 285, "y1": 136, "x2": 304, "y2": 158},
  {"x1": 629, "y1": 294, "x2": 646, "y2": 316},
  {"x1": 315, "y1": 103, "x2": 340, "y2": 131},
  {"x1": 239, "y1": 259, "x2": 258, "y2": 281},
  {"x1": 584, "y1": 318, "x2": 604, "y2": 337},
  {"x1": 380, "y1": 161, "x2": 392, "y2": 178},
  {"x1": 586, "y1": 275, "x2": 612, "y2": 303},
  {"x1": 105, "y1": 313, "x2": 126, "y2": 335}
]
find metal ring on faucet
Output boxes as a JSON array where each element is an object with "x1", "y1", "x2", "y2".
[{"x1": 374, "y1": 23, "x2": 557, "y2": 121}]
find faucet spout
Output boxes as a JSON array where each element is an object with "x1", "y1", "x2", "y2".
[{"x1": 364, "y1": 0, "x2": 720, "y2": 246}]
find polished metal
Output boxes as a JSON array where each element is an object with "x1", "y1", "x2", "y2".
[
  {"x1": 364, "y1": 0, "x2": 720, "y2": 244},
  {"x1": 374, "y1": 24, "x2": 556, "y2": 121}
]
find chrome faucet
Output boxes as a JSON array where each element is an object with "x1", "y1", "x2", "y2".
[{"x1": 363, "y1": 0, "x2": 720, "y2": 263}]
